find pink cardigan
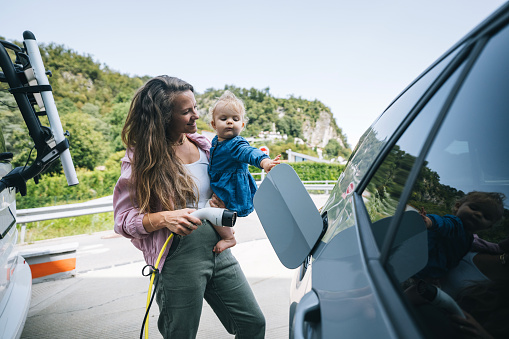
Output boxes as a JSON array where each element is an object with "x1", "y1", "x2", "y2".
[{"x1": 113, "y1": 133, "x2": 211, "y2": 269}]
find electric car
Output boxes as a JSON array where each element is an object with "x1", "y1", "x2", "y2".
[
  {"x1": 255, "y1": 3, "x2": 509, "y2": 338},
  {"x1": 0, "y1": 125, "x2": 32, "y2": 339}
]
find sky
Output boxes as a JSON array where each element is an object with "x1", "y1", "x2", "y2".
[{"x1": 2, "y1": 0, "x2": 507, "y2": 147}]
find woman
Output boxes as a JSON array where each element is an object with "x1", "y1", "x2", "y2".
[
  {"x1": 407, "y1": 237, "x2": 509, "y2": 338},
  {"x1": 113, "y1": 76, "x2": 265, "y2": 338},
  {"x1": 441, "y1": 236, "x2": 509, "y2": 298}
]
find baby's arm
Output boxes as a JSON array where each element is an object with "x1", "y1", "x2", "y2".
[
  {"x1": 229, "y1": 137, "x2": 280, "y2": 171},
  {"x1": 212, "y1": 224, "x2": 236, "y2": 253},
  {"x1": 260, "y1": 154, "x2": 281, "y2": 173}
]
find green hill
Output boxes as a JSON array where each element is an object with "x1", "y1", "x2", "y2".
[{"x1": 0, "y1": 39, "x2": 351, "y2": 174}]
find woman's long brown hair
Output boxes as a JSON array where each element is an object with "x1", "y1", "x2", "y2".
[{"x1": 121, "y1": 75, "x2": 198, "y2": 213}]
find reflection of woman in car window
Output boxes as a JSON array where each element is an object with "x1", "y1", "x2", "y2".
[
  {"x1": 417, "y1": 191, "x2": 505, "y2": 280},
  {"x1": 441, "y1": 239, "x2": 509, "y2": 299}
]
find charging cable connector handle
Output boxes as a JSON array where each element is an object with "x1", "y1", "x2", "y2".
[
  {"x1": 23, "y1": 31, "x2": 78, "y2": 187},
  {"x1": 190, "y1": 207, "x2": 237, "y2": 227},
  {"x1": 417, "y1": 280, "x2": 466, "y2": 318}
]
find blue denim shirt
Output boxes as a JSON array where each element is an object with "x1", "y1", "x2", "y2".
[
  {"x1": 417, "y1": 214, "x2": 474, "y2": 279},
  {"x1": 208, "y1": 135, "x2": 269, "y2": 217}
]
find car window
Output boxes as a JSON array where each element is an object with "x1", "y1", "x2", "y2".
[
  {"x1": 363, "y1": 23, "x2": 509, "y2": 266},
  {"x1": 354, "y1": 47, "x2": 460, "y2": 163},
  {"x1": 363, "y1": 60, "x2": 465, "y2": 229},
  {"x1": 409, "y1": 22, "x2": 509, "y2": 238},
  {"x1": 345, "y1": 47, "x2": 460, "y2": 176},
  {"x1": 322, "y1": 48, "x2": 462, "y2": 243},
  {"x1": 360, "y1": 19, "x2": 509, "y2": 337},
  {"x1": 396, "y1": 22, "x2": 509, "y2": 338}
]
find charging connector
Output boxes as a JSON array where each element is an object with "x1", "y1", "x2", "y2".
[
  {"x1": 190, "y1": 207, "x2": 237, "y2": 227},
  {"x1": 417, "y1": 280, "x2": 466, "y2": 318}
]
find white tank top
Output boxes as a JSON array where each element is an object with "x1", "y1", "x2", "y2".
[
  {"x1": 185, "y1": 148, "x2": 212, "y2": 209},
  {"x1": 440, "y1": 252, "x2": 490, "y2": 299}
]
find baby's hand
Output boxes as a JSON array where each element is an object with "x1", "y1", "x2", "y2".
[
  {"x1": 419, "y1": 207, "x2": 432, "y2": 229},
  {"x1": 210, "y1": 193, "x2": 226, "y2": 209},
  {"x1": 261, "y1": 155, "x2": 281, "y2": 173}
]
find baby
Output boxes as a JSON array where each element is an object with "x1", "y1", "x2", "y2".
[
  {"x1": 208, "y1": 90, "x2": 280, "y2": 253},
  {"x1": 418, "y1": 191, "x2": 505, "y2": 279}
]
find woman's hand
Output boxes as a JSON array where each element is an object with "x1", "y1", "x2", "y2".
[
  {"x1": 145, "y1": 209, "x2": 202, "y2": 236},
  {"x1": 450, "y1": 311, "x2": 494, "y2": 339},
  {"x1": 403, "y1": 284, "x2": 429, "y2": 306}
]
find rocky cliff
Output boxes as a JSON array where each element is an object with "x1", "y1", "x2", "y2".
[{"x1": 302, "y1": 111, "x2": 346, "y2": 149}]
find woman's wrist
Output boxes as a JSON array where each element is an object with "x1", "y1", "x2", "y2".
[{"x1": 143, "y1": 212, "x2": 161, "y2": 233}]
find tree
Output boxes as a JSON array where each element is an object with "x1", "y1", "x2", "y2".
[
  {"x1": 107, "y1": 102, "x2": 130, "y2": 151},
  {"x1": 324, "y1": 139, "x2": 341, "y2": 158},
  {"x1": 56, "y1": 98, "x2": 78, "y2": 116},
  {"x1": 10, "y1": 128, "x2": 35, "y2": 168},
  {"x1": 276, "y1": 116, "x2": 302, "y2": 138},
  {"x1": 62, "y1": 112, "x2": 108, "y2": 170}
]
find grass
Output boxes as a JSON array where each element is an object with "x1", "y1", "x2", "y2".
[{"x1": 22, "y1": 212, "x2": 114, "y2": 243}]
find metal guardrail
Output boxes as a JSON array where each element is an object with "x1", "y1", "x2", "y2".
[
  {"x1": 15, "y1": 182, "x2": 335, "y2": 243},
  {"x1": 16, "y1": 197, "x2": 114, "y2": 224},
  {"x1": 16, "y1": 197, "x2": 114, "y2": 243},
  {"x1": 300, "y1": 180, "x2": 335, "y2": 188}
]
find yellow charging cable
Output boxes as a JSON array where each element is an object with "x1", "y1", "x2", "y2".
[
  {"x1": 143, "y1": 232, "x2": 174, "y2": 339},
  {"x1": 140, "y1": 208, "x2": 235, "y2": 338}
]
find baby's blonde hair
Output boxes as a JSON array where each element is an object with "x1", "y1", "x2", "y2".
[{"x1": 208, "y1": 90, "x2": 249, "y2": 127}]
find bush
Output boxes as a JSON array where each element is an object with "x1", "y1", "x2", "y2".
[
  {"x1": 249, "y1": 162, "x2": 344, "y2": 182},
  {"x1": 16, "y1": 167, "x2": 120, "y2": 209},
  {"x1": 17, "y1": 160, "x2": 344, "y2": 242},
  {"x1": 19, "y1": 161, "x2": 343, "y2": 209},
  {"x1": 287, "y1": 162, "x2": 344, "y2": 181}
]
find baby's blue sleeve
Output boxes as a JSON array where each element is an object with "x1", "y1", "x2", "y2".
[
  {"x1": 428, "y1": 214, "x2": 465, "y2": 239},
  {"x1": 229, "y1": 137, "x2": 269, "y2": 168}
]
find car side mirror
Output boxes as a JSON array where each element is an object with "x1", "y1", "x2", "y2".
[{"x1": 254, "y1": 164, "x2": 323, "y2": 269}]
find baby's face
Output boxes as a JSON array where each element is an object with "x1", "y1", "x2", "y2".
[
  {"x1": 211, "y1": 103, "x2": 244, "y2": 141},
  {"x1": 455, "y1": 200, "x2": 501, "y2": 232}
]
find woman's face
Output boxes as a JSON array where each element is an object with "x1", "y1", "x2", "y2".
[{"x1": 168, "y1": 90, "x2": 199, "y2": 138}]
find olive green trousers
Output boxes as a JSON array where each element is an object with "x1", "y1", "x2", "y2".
[{"x1": 155, "y1": 221, "x2": 265, "y2": 338}]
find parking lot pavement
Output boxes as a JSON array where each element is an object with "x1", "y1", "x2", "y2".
[{"x1": 19, "y1": 194, "x2": 329, "y2": 339}]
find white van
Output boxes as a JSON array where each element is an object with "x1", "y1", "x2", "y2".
[
  {"x1": 0, "y1": 125, "x2": 32, "y2": 339},
  {"x1": 1, "y1": 31, "x2": 78, "y2": 339}
]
